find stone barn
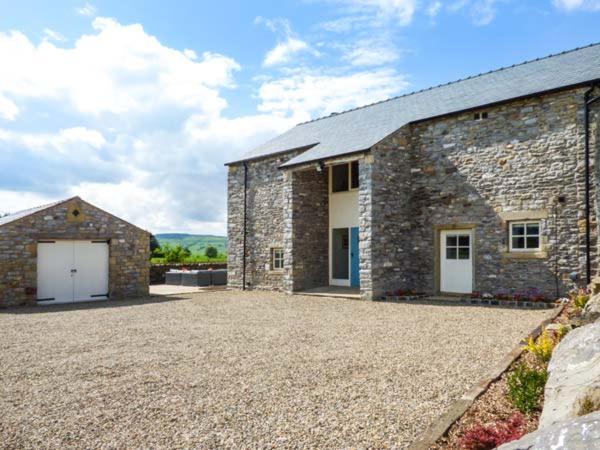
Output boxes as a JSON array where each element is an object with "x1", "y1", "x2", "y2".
[
  {"x1": 226, "y1": 44, "x2": 600, "y2": 301},
  {"x1": 0, "y1": 196, "x2": 150, "y2": 307}
]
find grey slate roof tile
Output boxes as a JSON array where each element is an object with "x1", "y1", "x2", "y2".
[
  {"x1": 0, "y1": 197, "x2": 75, "y2": 227},
  {"x1": 228, "y1": 43, "x2": 600, "y2": 168}
]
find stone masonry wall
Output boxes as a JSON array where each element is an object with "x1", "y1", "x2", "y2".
[
  {"x1": 0, "y1": 198, "x2": 150, "y2": 307},
  {"x1": 227, "y1": 151, "x2": 302, "y2": 291},
  {"x1": 369, "y1": 88, "x2": 597, "y2": 298},
  {"x1": 282, "y1": 167, "x2": 329, "y2": 292}
]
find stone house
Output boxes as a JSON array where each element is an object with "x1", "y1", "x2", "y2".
[
  {"x1": 0, "y1": 196, "x2": 150, "y2": 307},
  {"x1": 226, "y1": 44, "x2": 600, "y2": 300}
]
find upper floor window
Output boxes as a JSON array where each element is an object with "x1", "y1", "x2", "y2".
[
  {"x1": 473, "y1": 111, "x2": 488, "y2": 121},
  {"x1": 331, "y1": 161, "x2": 359, "y2": 193},
  {"x1": 509, "y1": 221, "x2": 541, "y2": 252}
]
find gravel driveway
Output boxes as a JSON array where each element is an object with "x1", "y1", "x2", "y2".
[{"x1": 0, "y1": 291, "x2": 554, "y2": 449}]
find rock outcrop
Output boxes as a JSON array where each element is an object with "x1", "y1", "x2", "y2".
[
  {"x1": 539, "y1": 321, "x2": 600, "y2": 428},
  {"x1": 582, "y1": 293, "x2": 600, "y2": 324},
  {"x1": 497, "y1": 411, "x2": 600, "y2": 449}
]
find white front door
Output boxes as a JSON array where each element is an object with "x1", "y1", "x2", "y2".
[
  {"x1": 440, "y1": 230, "x2": 473, "y2": 294},
  {"x1": 37, "y1": 240, "x2": 109, "y2": 304}
]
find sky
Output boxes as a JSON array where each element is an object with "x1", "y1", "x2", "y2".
[{"x1": 0, "y1": 0, "x2": 599, "y2": 235}]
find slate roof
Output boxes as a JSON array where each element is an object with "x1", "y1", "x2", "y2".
[
  {"x1": 0, "y1": 197, "x2": 77, "y2": 227},
  {"x1": 228, "y1": 43, "x2": 600, "y2": 168}
]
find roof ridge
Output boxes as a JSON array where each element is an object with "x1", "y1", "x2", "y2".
[{"x1": 296, "y1": 42, "x2": 600, "y2": 126}]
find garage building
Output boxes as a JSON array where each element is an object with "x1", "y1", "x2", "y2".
[{"x1": 0, "y1": 196, "x2": 150, "y2": 307}]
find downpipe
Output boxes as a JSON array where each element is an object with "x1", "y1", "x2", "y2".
[
  {"x1": 584, "y1": 86, "x2": 600, "y2": 285},
  {"x1": 243, "y1": 161, "x2": 248, "y2": 290}
]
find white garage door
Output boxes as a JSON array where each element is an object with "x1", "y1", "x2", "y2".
[{"x1": 37, "y1": 240, "x2": 109, "y2": 304}]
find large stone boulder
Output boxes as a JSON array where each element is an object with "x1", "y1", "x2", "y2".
[
  {"x1": 539, "y1": 321, "x2": 600, "y2": 428},
  {"x1": 497, "y1": 411, "x2": 600, "y2": 449},
  {"x1": 582, "y1": 292, "x2": 600, "y2": 323}
]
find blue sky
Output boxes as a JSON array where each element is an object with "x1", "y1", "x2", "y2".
[{"x1": 1, "y1": 0, "x2": 599, "y2": 234}]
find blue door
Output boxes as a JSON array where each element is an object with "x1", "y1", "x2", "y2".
[{"x1": 350, "y1": 227, "x2": 360, "y2": 288}]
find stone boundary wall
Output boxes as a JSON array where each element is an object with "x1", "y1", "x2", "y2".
[{"x1": 150, "y1": 263, "x2": 227, "y2": 284}]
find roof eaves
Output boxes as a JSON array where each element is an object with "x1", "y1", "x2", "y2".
[
  {"x1": 279, "y1": 148, "x2": 371, "y2": 170},
  {"x1": 225, "y1": 143, "x2": 320, "y2": 166}
]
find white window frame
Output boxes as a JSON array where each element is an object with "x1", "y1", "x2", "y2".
[
  {"x1": 509, "y1": 220, "x2": 541, "y2": 252},
  {"x1": 271, "y1": 247, "x2": 284, "y2": 270}
]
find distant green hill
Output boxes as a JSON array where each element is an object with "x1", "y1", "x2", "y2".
[{"x1": 155, "y1": 233, "x2": 227, "y2": 255}]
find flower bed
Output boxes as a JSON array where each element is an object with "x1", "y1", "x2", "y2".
[
  {"x1": 430, "y1": 295, "x2": 583, "y2": 449},
  {"x1": 378, "y1": 287, "x2": 558, "y2": 309}
]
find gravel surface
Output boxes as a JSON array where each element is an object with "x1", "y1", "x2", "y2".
[{"x1": 0, "y1": 291, "x2": 554, "y2": 449}]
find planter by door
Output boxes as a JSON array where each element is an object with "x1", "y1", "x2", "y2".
[
  {"x1": 37, "y1": 240, "x2": 109, "y2": 304},
  {"x1": 440, "y1": 230, "x2": 473, "y2": 294}
]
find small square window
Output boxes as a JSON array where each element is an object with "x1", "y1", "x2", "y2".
[
  {"x1": 446, "y1": 247, "x2": 457, "y2": 259},
  {"x1": 446, "y1": 236, "x2": 457, "y2": 247},
  {"x1": 510, "y1": 221, "x2": 541, "y2": 252},
  {"x1": 458, "y1": 247, "x2": 470, "y2": 260},
  {"x1": 271, "y1": 248, "x2": 284, "y2": 270},
  {"x1": 458, "y1": 235, "x2": 470, "y2": 247}
]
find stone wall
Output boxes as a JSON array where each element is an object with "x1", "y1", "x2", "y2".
[
  {"x1": 227, "y1": 151, "x2": 302, "y2": 291},
  {"x1": 150, "y1": 262, "x2": 227, "y2": 284},
  {"x1": 0, "y1": 197, "x2": 150, "y2": 307},
  {"x1": 369, "y1": 88, "x2": 598, "y2": 298},
  {"x1": 283, "y1": 167, "x2": 329, "y2": 292}
]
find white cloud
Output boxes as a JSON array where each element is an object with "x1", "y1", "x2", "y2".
[
  {"x1": 0, "y1": 18, "x2": 251, "y2": 234},
  {"x1": 339, "y1": 38, "x2": 400, "y2": 66},
  {"x1": 553, "y1": 0, "x2": 600, "y2": 10},
  {"x1": 264, "y1": 37, "x2": 310, "y2": 67},
  {"x1": 447, "y1": 0, "x2": 499, "y2": 25},
  {"x1": 257, "y1": 68, "x2": 409, "y2": 118},
  {"x1": 77, "y1": 3, "x2": 97, "y2": 17},
  {"x1": 43, "y1": 28, "x2": 66, "y2": 42},
  {"x1": 427, "y1": 1, "x2": 443, "y2": 16},
  {"x1": 0, "y1": 95, "x2": 19, "y2": 121},
  {"x1": 336, "y1": 0, "x2": 417, "y2": 25},
  {"x1": 256, "y1": 17, "x2": 315, "y2": 67},
  {"x1": 0, "y1": 16, "x2": 413, "y2": 234},
  {"x1": 0, "y1": 191, "x2": 57, "y2": 216},
  {"x1": 0, "y1": 127, "x2": 106, "y2": 153},
  {"x1": 0, "y1": 18, "x2": 240, "y2": 120},
  {"x1": 471, "y1": 0, "x2": 498, "y2": 25}
]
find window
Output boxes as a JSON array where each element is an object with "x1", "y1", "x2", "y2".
[
  {"x1": 331, "y1": 161, "x2": 359, "y2": 192},
  {"x1": 474, "y1": 111, "x2": 488, "y2": 121},
  {"x1": 271, "y1": 248, "x2": 284, "y2": 270},
  {"x1": 510, "y1": 221, "x2": 541, "y2": 251},
  {"x1": 332, "y1": 164, "x2": 349, "y2": 192},
  {"x1": 446, "y1": 235, "x2": 470, "y2": 260},
  {"x1": 350, "y1": 160, "x2": 359, "y2": 189}
]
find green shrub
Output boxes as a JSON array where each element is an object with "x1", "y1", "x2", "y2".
[
  {"x1": 507, "y1": 364, "x2": 548, "y2": 413},
  {"x1": 205, "y1": 245, "x2": 218, "y2": 259},
  {"x1": 160, "y1": 244, "x2": 192, "y2": 263}
]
